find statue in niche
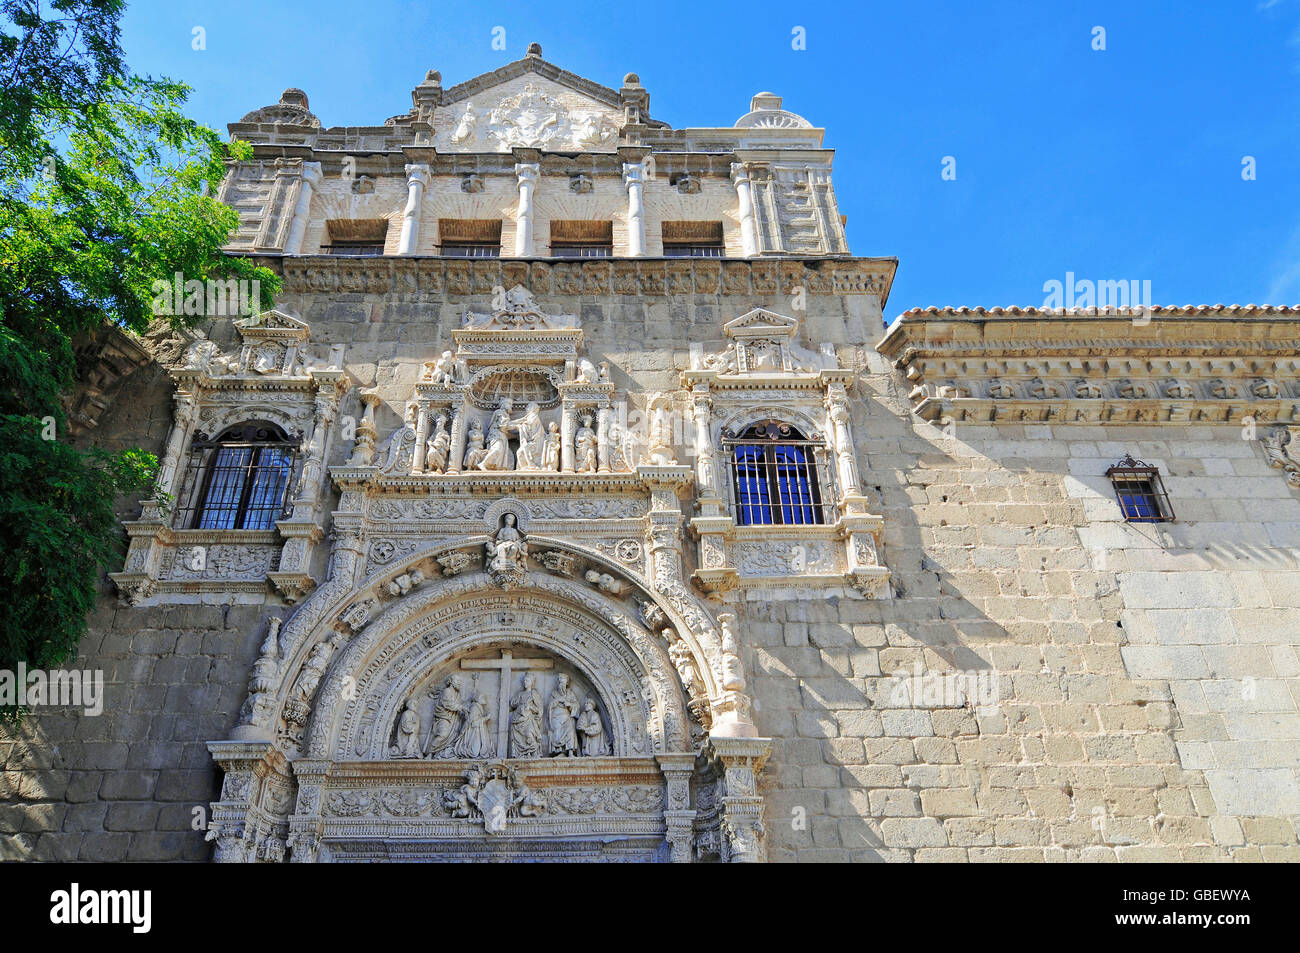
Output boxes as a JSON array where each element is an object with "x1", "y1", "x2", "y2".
[
  {"x1": 646, "y1": 394, "x2": 677, "y2": 465},
  {"x1": 575, "y1": 413, "x2": 598, "y2": 473},
  {"x1": 510, "y1": 401, "x2": 547, "y2": 470},
  {"x1": 463, "y1": 421, "x2": 487, "y2": 470},
  {"x1": 478, "y1": 403, "x2": 514, "y2": 471},
  {"x1": 391, "y1": 698, "x2": 422, "y2": 758},
  {"x1": 542, "y1": 421, "x2": 561, "y2": 471},
  {"x1": 425, "y1": 413, "x2": 450, "y2": 473},
  {"x1": 576, "y1": 699, "x2": 608, "y2": 756},
  {"x1": 509, "y1": 672, "x2": 545, "y2": 758},
  {"x1": 547, "y1": 674, "x2": 581, "y2": 757},
  {"x1": 719, "y1": 612, "x2": 747, "y2": 692},
  {"x1": 424, "y1": 674, "x2": 468, "y2": 757},
  {"x1": 454, "y1": 690, "x2": 495, "y2": 759},
  {"x1": 485, "y1": 513, "x2": 529, "y2": 588}
]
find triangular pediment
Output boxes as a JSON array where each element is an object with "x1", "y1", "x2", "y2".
[
  {"x1": 722, "y1": 308, "x2": 801, "y2": 340},
  {"x1": 432, "y1": 54, "x2": 665, "y2": 153},
  {"x1": 237, "y1": 308, "x2": 310, "y2": 343}
]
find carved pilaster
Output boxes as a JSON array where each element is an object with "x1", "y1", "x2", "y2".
[
  {"x1": 560, "y1": 402, "x2": 576, "y2": 473},
  {"x1": 412, "y1": 401, "x2": 431, "y2": 473},
  {"x1": 622, "y1": 160, "x2": 646, "y2": 256},
  {"x1": 514, "y1": 162, "x2": 540, "y2": 256},
  {"x1": 447, "y1": 400, "x2": 469, "y2": 474},
  {"x1": 283, "y1": 161, "x2": 322, "y2": 256},
  {"x1": 398, "y1": 163, "x2": 430, "y2": 255},
  {"x1": 708, "y1": 737, "x2": 772, "y2": 863},
  {"x1": 597, "y1": 403, "x2": 613, "y2": 473},
  {"x1": 657, "y1": 753, "x2": 698, "y2": 863},
  {"x1": 730, "y1": 162, "x2": 758, "y2": 258}
]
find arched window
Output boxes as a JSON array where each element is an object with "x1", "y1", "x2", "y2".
[
  {"x1": 185, "y1": 423, "x2": 299, "y2": 530},
  {"x1": 724, "y1": 421, "x2": 831, "y2": 526}
]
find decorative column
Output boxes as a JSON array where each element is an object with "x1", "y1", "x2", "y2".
[
  {"x1": 283, "y1": 162, "x2": 322, "y2": 256},
  {"x1": 709, "y1": 737, "x2": 773, "y2": 863},
  {"x1": 691, "y1": 388, "x2": 717, "y2": 500},
  {"x1": 596, "y1": 403, "x2": 613, "y2": 473},
  {"x1": 731, "y1": 162, "x2": 759, "y2": 257},
  {"x1": 825, "y1": 383, "x2": 861, "y2": 499},
  {"x1": 446, "y1": 401, "x2": 469, "y2": 474},
  {"x1": 398, "y1": 163, "x2": 430, "y2": 255},
  {"x1": 291, "y1": 385, "x2": 338, "y2": 511},
  {"x1": 345, "y1": 391, "x2": 380, "y2": 466},
  {"x1": 657, "y1": 753, "x2": 697, "y2": 863},
  {"x1": 411, "y1": 401, "x2": 431, "y2": 473},
  {"x1": 157, "y1": 392, "x2": 198, "y2": 501},
  {"x1": 514, "y1": 162, "x2": 540, "y2": 257},
  {"x1": 623, "y1": 161, "x2": 646, "y2": 257},
  {"x1": 560, "y1": 402, "x2": 576, "y2": 473}
]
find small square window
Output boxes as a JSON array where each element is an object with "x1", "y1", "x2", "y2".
[
  {"x1": 662, "y1": 221, "x2": 724, "y2": 257},
  {"x1": 1105, "y1": 455, "x2": 1174, "y2": 523}
]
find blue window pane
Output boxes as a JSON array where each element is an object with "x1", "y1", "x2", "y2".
[
  {"x1": 773, "y1": 445, "x2": 816, "y2": 524},
  {"x1": 734, "y1": 445, "x2": 771, "y2": 525},
  {"x1": 198, "y1": 447, "x2": 253, "y2": 529},
  {"x1": 1119, "y1": 492, "x2": 1159, "y2": 521},
  {"x1": 243, "y1": 448, "x2": 293, "y2": 529}
]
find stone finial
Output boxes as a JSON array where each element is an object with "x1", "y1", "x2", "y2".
[
  {"x1": 749, "y1": 91, "x2": 782, "y2": 111},
  {"x1": 281, "y1": 88, "x2": 309, "y2": 109},
  {"x1": 624, "y1": 72, "x2": 641, "y2": 86},
  {"x1": 526, "y1": 41, "x2": 543, "y2": 57}
]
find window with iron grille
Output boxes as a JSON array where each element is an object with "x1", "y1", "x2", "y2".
[
  {"x1": 550, "y1": 220, "x2": 612, "y2": 257},
  {"x1": 1105, "y1": 454, "x2": 1174, "y2": 523},
  {"x1": 439, "y1": 218, "x2": 501, "y2": 258},
  {"x1": 323, "y1": 218, "x2": 388, "y2": 256},
  {"x1": 175, "y1": 423, "x2": 300, "y2": 530},
  {"x1": 662, "y1": 220, "x2": 724, "y2": 258},
  {"x1": 723, "y1": 421, "x2": 836, "y2": 526}
]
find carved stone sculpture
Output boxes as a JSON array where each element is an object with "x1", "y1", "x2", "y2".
[
  {"x1": 576, "y1": 699, "x2": 608, "y2": 756},
  {"x1": 425, "y1": 674, "x2": 467, "y2": 757},
  {"x1": 574, "y1": 413, "x2": 598, "y2": 473},
  {"x1": 508, "y1": 673, "x2": 545, "y2": 758},
  {"x1": 391, "y1": 698, "x2": 422, "y2": 758},
  {"x1": 547, "y1": 674, "x2": 581, "y2": 757},
  {"x1": 454, "y1": 691, "x2": 495, "y2": 759},
  {"x1": 425, "y1": 414, "x2": 450, "y2": 473},
  {"x1": 478, "y1": 404, "x2": 514, "y2": 471},
  {"x1": 486, "y1": 513, "x2": 529, "y2": 588}
]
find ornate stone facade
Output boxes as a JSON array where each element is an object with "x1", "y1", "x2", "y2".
[{"x1": 5, "y1": 48, "x2": 1300, "y2": 864}]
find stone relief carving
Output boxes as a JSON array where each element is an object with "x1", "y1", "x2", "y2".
[{"x1": 485, "y1": 513, "x2": 529, "y2": 588}]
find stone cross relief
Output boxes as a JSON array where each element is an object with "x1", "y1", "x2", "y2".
[{"x1": 392, "y1": 650, "x2": 611, "y2": 761}]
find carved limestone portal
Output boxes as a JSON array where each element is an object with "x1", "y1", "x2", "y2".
[
  {"x1": 683, "y1": 308, "x2": 889, "y2": 599},
  {"x1": 111, "y1": 310, "x2": 346, "y2": 606},
  {"x1": 207, "y1": 288, "x2": 772, "y2": 863}
]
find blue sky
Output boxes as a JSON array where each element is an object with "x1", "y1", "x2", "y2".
[{"x1": 120, "y1": 0, "x2": 1300, "y2": 315}]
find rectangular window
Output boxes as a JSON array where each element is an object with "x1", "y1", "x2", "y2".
[
  {"x1": 323, "y1": 218, "x2": 389, "y2": 256},
  {"x1": 1105, "y1": 455, "x2": 1174, "y2": 523},
  {"x1": 724, "y1": 428, "x2": 835, "y2": 526},
  {"x1": 550, "y1": 220, "x2": 613, "y2": 258},
  {"x1": 662, "y1": 220, "x2": 724, "y2": 257},
  {"x1": 439, "y1": 218, "x2": 501, "y2": 257}
]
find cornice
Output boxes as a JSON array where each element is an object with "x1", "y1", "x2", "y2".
[{"x1": 252, "y1": 255, "x2": 897, "y2": 303}]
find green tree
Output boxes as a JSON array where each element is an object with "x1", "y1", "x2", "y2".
[{"x1": 0, "y1": 0, "x2": 279, "y2": 715}]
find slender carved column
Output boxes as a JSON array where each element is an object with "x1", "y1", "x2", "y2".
[
  {"x1": 283, "y1": 162, "x2": 322, "y2": 256},
  {"x1": 596, "y1": 403, "x2": 613, "y2": 473},
  {"x1": 657, "y1": 753, "x2": 697, "y2": 863},
  {"x1": 411, "y1": 401, "x2": 431, "y2": 473},
  {"x1": 514, "y1": 162, "x2": 540, "y2": 256},
  {"x1": 446, "y1": 400, "x2": 469, "y2": 474},
  {"x1": 293, "y1": 387, "x2": 337, "y2": 509},
  {"x1": 623, "y1": 161, "x2": 646, "y2": 256},
  {"x1": 158, "y1": 393, "x2": 198, "y2": 500},
  {"x1": 730, "y1": 162, "x2": 759, "y2": 257},
  {"x1": 560, "y1": 402, "x2": 576, "y2": 473},
  {"x1": 398, "y1": 163, "x2": 430, "y2": 255}
]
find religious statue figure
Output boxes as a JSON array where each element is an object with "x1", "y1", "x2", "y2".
[
  {"x1": 576, "y1": 357, "x2": 598, "y2": 383},
  {"x1": 575, "y1": 413, "x2": 598, "y2": 474},
  {"x1": 478, "y1": 403, "x2": 514, "y2": 471},
  {"x1": 509, "y1": 673, "x2": 545, "y2": 758},
  {"x1": 547, "y1": 674, "x2": 581, "y2": 757},
  {"x1": 454, "y1": 691, "x2": 494, "y2": 759},
  {"x1": 290, "y1": 633, "x2": 345, "y2": 703},
  {"x1": 646, "y1": 393, "x2": 677, "y2": 465},
  {"x1": 576, "y1": 699, "x2": 608, "y2": 756},
  {"x1": 485, "y1": 514, "x2": 528, "y2": 588},
  {"x1": 719, "y1": 612, "x2": 747, "y2": 692},
  {"x1": 463, "y1": 421, "x2": 487, "y2": 470},
  {"x1": 510, "y1": 401, "x2": 547, "y2": 470},
  {"x1": 450, "y1": 103, "x2": 477, "y2": 144},
  {"x1": 669, "y1": 638, "x2": 704, "y2": 696},
  {"x1": 425, "y1": 413, "x2": 450, "y2": 473},
  {"x1": 391, "y1": 698, "x2": 422, "y2": 758},
  {"x1": 541, "y1": 421, "x2": 561, "y2": 471},
  {"x1": 424, "y1": 674, "x2": 467, "y2": 757}
]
